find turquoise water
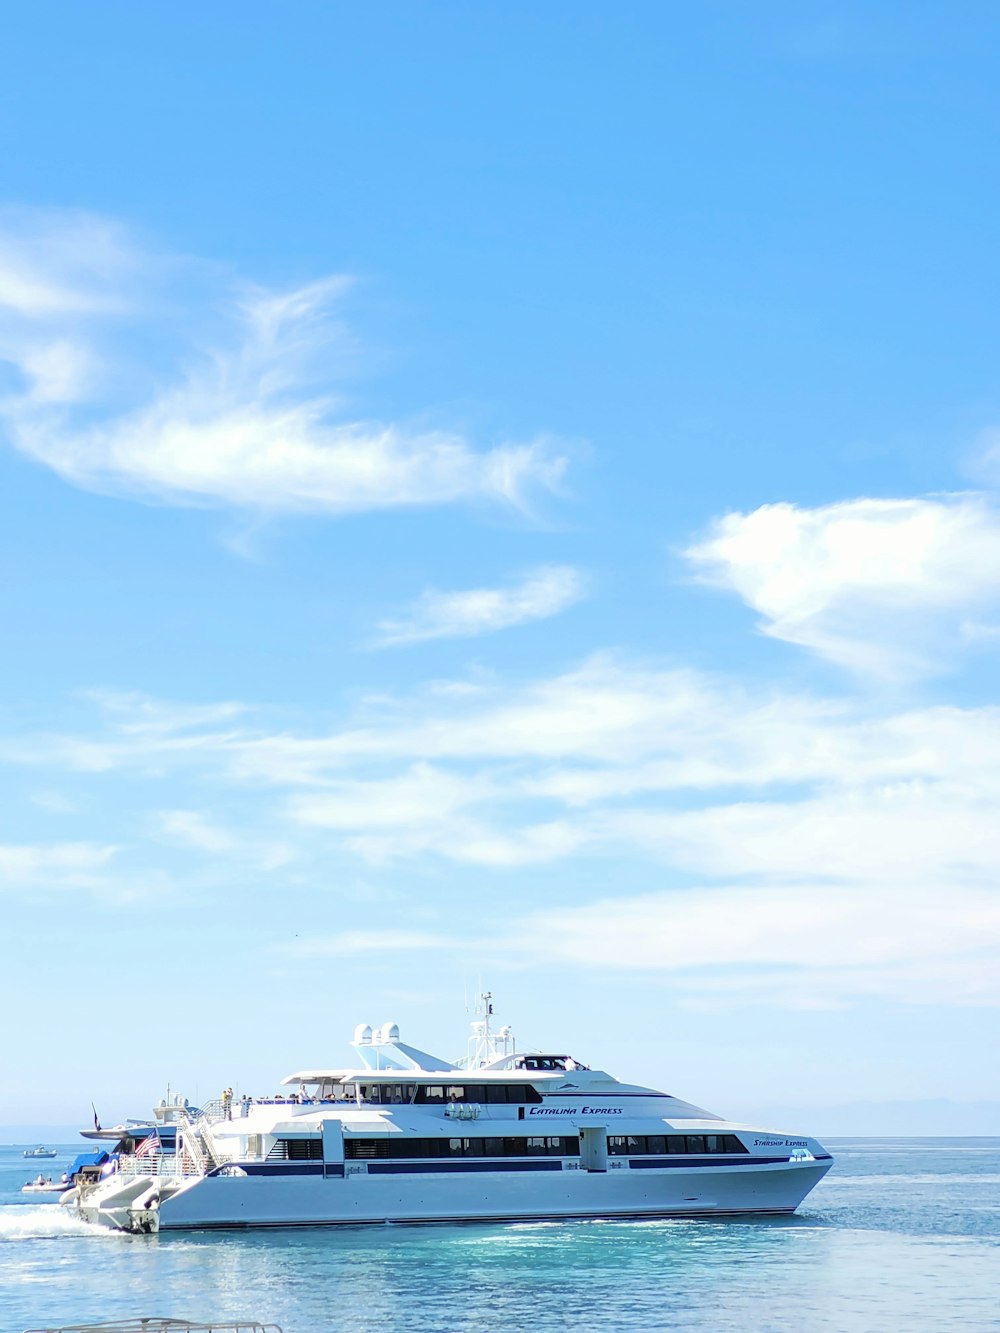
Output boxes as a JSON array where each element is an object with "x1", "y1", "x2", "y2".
[{"x1": 1, "y1": 1139, "x2": 998, "y2": 1332}]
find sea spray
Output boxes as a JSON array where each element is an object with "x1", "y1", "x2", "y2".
[{"x1": 0, "y1": 1203, "x2": 106, "y2": 1242}]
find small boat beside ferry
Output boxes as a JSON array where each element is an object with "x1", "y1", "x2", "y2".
[
  {"x1": 63, "y1": 996, "x2": 833, "y2": 1233},
  {"x1": 23, "y1": 1145, "x2": 58, "y2": 1159},
  {"x1": 21, "y1": 1175, "x2": 68, "y2": 1194}
]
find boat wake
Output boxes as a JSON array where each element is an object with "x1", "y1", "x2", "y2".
[{"x1": 0, "y1": 1204, "x2": 103, "y2": 1241}]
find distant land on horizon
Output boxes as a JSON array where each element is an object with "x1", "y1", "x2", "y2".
[{"x1": 2, "y1": 1100, "x2": 998, "y2": 1145}]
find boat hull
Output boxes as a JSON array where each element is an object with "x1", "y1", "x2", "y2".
[{"x1": 76, "y1": 1157, "x2": 832, "y2": 1231}]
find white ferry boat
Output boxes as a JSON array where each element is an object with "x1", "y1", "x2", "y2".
[{"x1": 64, "y1": 997, "x2": 832, "y2": 1233}]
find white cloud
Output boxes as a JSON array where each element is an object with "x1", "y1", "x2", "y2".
[
  {"x1": 965, "y1": 426, "x2": 1000, "y2": 488},
  {"x1": 285, "y1": 930, "x2": 460, "y2": 957},
  {"x1": 0, "y1": 208, "x2": 136, "y2": 319},
  {"x1": 289, "y1": 763, "x2": 490, "y2": 830},
  {"x1": 157, "y1": 809, "x2": 235, "y2": 853},
  {"x1": 85, "y1": 691, "x2": 251, "y2": 735},
  {"x1": 279, "y1": 881, "x2": 1000, "y2": 1007},
  {"x1": 516, "y1": 883, "x2": 1000, "y2": 1007},
  {"x1": 609, "y1": 779, "x2": 1000, "y2": 886},
  {"x1": 685, "y1": 495, "x2": 1000, "y2": 676},
  {"x1": 374, "y1": 565, "x2": 586, "y2": 646},
  {"x1": 155, "y1": 807, "x2": 294, "y2": 869},
  {"x1": 29, "y1": 789, "x2": 79, "y2": 813},
  {"x1": 344, "y1": 818, "x2": 586, "y2": 868},
  {"x1": 0, "y1": 211, "x2": 570, "y2": 517},
  {"x1": 5, "y1": 656, "x2": 1000, "y2": 1005},
  {"x1": 288, "y1": 764, "x2": 585, "y2": 865},
  {"x1": 0, "y1": 841, "x2": 118, "y2": 889}
]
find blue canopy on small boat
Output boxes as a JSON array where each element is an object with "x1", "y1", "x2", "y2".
[{"x1": 67, "y1": 1149, "x2": 109, "y2": 1175}]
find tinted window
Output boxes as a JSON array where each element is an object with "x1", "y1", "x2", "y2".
[
  {"x1": 267, "y1": 1137, "x2": 323, "y2": 1161},
  {"x1": 345, "y1": 1135, "x2": 581, "y2": 1160}
]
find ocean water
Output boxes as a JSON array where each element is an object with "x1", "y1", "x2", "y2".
[{"x1": 1, "y1": 1139, "x2": 998, "y2": 1332}]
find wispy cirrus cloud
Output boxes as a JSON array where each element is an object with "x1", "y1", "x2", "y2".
[
  {"x1": 0, "y1": 209, "x2": 571, "y2": 519},
  {"x1": 684, "y1": 494, "x2": 1000, "y2": 677},
  {"x1": 284, "y1": 930, "x2": 462, "y2": 957},
  {"x1": 0, "y1": 840, "x2": 118, "y2": 890},
  {"x1": 373, "y1": 565, "x2": 586, "y2": 647},
  {"x1": 5, "y1": 653, "x2": 1000, "y2": 1005},
  {"x1": 275, "y1": 881, "x2": 1000, "y2": 1008},
  {"x1": 513, "y1": 882, "x2": 1000, "y2": 1008},
  {"x1": 157, "y1": 809, "x2": 236, "y2": 853},
  {"x1": 0, "y1": 207, "x2": 137, "y2": 320}
]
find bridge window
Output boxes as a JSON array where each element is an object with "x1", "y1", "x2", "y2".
[{"x1": 413, "y1": 1083, "x2": 542, "y2": 1105}]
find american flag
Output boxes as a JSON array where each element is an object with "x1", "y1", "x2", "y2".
[{"x1": 135, "y1": 1133, "x2": 160, "y2": 1159}]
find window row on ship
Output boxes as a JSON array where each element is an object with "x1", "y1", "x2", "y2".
[
  {"x1": 354, "y1": 1082, "x2": 544, "y2": 1105},
  {"x1": 263, "y1": 1132, "x2": 749, "y2": 1161},
  {"x1": 296, "y1": 1082, "x2": 546, "y2": 1105}
]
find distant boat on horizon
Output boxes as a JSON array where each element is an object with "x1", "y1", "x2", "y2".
[{"x1": 23, "y1": 1145, "x2": 58, "y2": 1159}]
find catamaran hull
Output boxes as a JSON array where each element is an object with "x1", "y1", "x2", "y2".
[{"x1": 75, "y1": 1158, "x2": 831, "y2": 1232}]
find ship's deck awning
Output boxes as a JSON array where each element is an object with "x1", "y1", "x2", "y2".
[
  {"x1": 279, "y1": 1069, "x2": 356, "y2": 1086},
  {"x1": 281, "y1": 1068, "x2": 564, "y2": 1086}
]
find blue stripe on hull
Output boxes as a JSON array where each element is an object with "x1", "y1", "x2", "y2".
[
  {"x1": 629, "y1": 1155, "x2": 787, "y2": 1169},
  {"x1": 210, "y1": 1156, "x2": 808, "y2": 1177},
  {"x1": 210, "y1": 1162, "x2": 340, "y2": 1178}
]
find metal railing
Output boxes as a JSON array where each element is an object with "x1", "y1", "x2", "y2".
[
  {"x1": 198, "y1": 1098, "x2": 253, "y2": 1125},
  {"x1": 112, "y1": 1154, "x2": 199, "y2": 1180}
]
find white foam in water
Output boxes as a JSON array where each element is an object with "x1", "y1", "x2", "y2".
[{"x1": 0, "y1": 1204, "x2": 104, "y2": 1241}]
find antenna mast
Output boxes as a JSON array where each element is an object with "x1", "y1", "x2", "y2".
[{"x1": 465, "y1": 991, "x2": 516, "y2": 1068}]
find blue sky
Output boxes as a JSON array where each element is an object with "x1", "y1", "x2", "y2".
[{"x1": 2, "y1": 2, "x2": 1000, "y2": 1132}]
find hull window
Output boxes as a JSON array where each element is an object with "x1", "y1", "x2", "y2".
[
  {"x1": 267, "y1": 1138, "x2": 323, "y2": 1161},
  {"x1": 345, "y1": 1135, "x2": 581, "y2": 1161},
  {"x1": 608, "y1": 1134, "x2": 747, "y2": 1156}
]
